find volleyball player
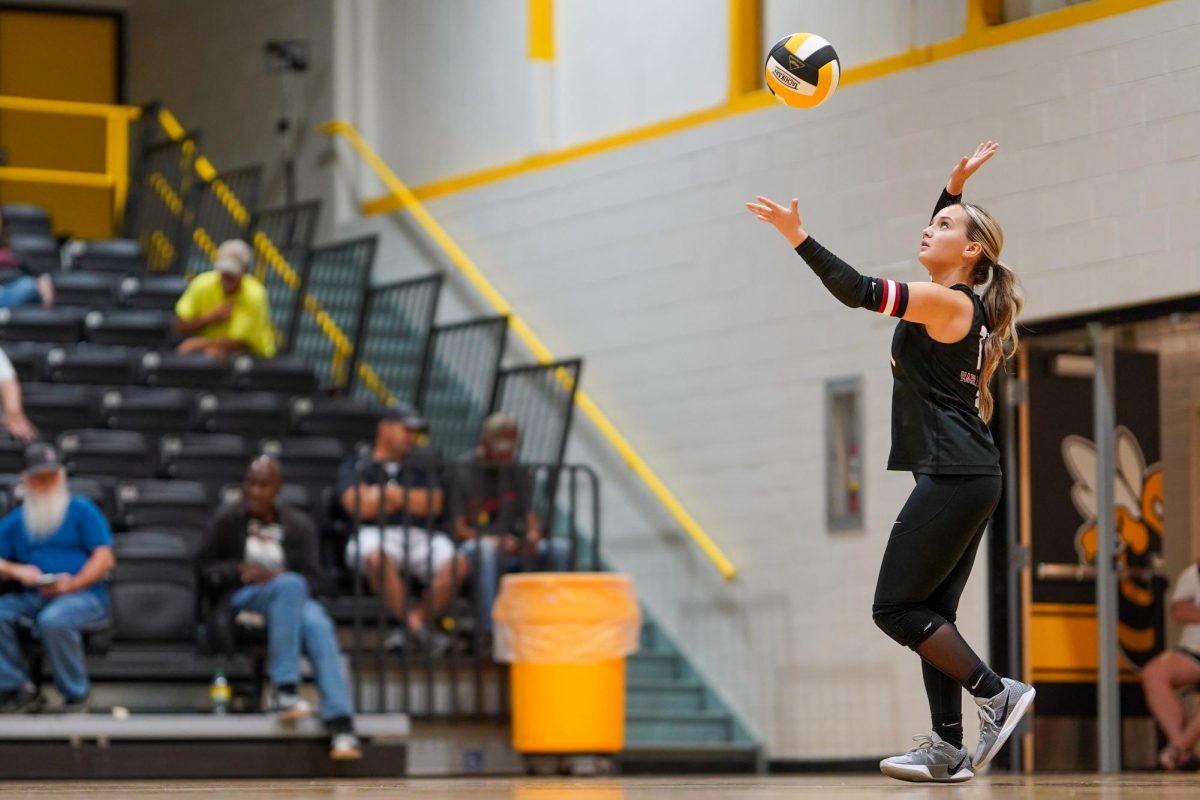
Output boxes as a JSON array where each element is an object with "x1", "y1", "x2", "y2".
[{"x1": 746, "y1": 142, "x2": 1033, "y2": 783}]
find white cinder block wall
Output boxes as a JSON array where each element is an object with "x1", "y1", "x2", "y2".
[{"x1": 336, "y1": 1, "x2": 1200, "y2": 758}]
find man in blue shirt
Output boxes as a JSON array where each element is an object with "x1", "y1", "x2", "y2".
[{"x1": 0, "y1": 444, "x2": 115, "y2": 713}]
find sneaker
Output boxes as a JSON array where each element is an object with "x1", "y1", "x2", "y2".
[
  {"x1": 973, "y1": 677, "x2": 1036, "y2": 770},
  {"x1": 330, "y1": 732, "x2": 363, "y2": 760},
  {"x1": 0, "y1": 683, "x2": 43, "y2": 714},
  {"x1": 60, "y1": 695, "x2": 90, "y2": 714},
  {"x1": 268, "y1": 689, "x2": 313, "y2": 722},
  {"x1": 879, "y1": 733, "x2": 973, "y2": 783},
  {"x1": 383, "y1": 629, "x2": 407, "y2": 652}
]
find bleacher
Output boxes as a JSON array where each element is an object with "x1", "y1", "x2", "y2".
[{"x1": 0, "y1": 122, "x2": 596, "y2": 773}]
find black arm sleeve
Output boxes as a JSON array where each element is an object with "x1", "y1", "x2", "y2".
[
  {"x1": 932, "y1": 188, "x2": 962, "y2": 222},
  {"x1": 795, "y1": 237, "x2": 909, "y2": 318}
]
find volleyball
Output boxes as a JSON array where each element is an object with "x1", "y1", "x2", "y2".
[{"x1": 764, "y1": 33, "x2": 841, "y2": 109}]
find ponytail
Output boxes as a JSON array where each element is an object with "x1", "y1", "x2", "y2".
[{"x1": 977, "y1": 263, "x2": 1024, "y2": 423}]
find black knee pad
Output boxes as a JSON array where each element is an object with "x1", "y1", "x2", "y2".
[{"x1": 872, "y1": 602, "x2": 944, "y2": 649}]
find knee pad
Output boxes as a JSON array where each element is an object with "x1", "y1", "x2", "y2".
[{"x1": 872, "y1": 603, "x2": 944, "y2": 649}]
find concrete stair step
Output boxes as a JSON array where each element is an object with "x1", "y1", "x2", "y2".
[
  {"x1": 626, "y1": 679, "x2": 706, "y2": 712},
  {"x1": 625, "y1": 710, "x2": 734, "y2": 744}
]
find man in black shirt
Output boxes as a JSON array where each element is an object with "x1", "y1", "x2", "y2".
[
  {"x1": 198, "y1": 455, "x2": 361, "y2": 760},
  {"x1": 454, "y1": 414, "x2": 570, "y2": 632},
  {"x1": 339, "y1": 404, "x2": 465, "y2": 648}
]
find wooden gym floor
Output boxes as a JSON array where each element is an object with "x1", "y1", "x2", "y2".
[{"x1": 4, "y1": 774, "x2": 1198, "y2": 798}]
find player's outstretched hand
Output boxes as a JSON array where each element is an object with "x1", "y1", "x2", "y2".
[
  {"x1": 947, "y1": 140, "x2": 999, "y2": 195},
  {"x1": 745, "y1": 195, "x2": 807, "y2": 248}
]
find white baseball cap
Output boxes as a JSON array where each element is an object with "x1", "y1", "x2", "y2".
[{"x1": 214, "y1": 239, "x2": 252, "y2": 276}]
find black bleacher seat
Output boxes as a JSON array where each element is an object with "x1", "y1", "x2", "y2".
[
  {"x1": 120, "y1": 274, "x2": 188, "y2": 311},
  {"x1": 230, "y1": 353, "x2": 317, "y2": 394},
  {"x1": 84, "y1": 309, "x2": 176, "y2": 347},
  {"x1": 110, "y1": 533, "x2": 197, "y2": 642},
  {"x1": 58, "y1": 429, "x2": 153, "y2": 480},
  {"x1": 139, "y1": 351, "x2": 226, "y2": 389},
  {"x1": 160, "y1": 432, "x2": 251, "y2": 493},
  {"x1": 1, "y1": 341, "x2": 53, "y2": 382},
  {"x1": 51, "y1": 270, "x2": 124, "y2": 309},
  {"x1": 195, "y1": 391, "x2": 290, "y2": 438},
  {"x1": 0, "y1": 473, "x2": 114, "y2": 519},
  {"x1": 0, "y1": 432, "x2": 25, "y2": 475},
  {"x1": 5, "y1": 233, "x2": 59, "y2": 275},
  {"x1": 0, "y1": 204, "x2": 52, "y2": 237},
  {"x1": 0, "y1": 307, "x2": 87, "y2": 344},
  {"x1": 66, "y1": 475, "x2": 116, "y2": 520},
  {"x1": 20, "y1": 383, "x2": 96, "y2": 436},
  {"x1": 261, "y1": 435, "x2": 344, "y2": 488},
  {"x1": 63, "y1": 239, "x2": 146, "y2": 274},
  {"x1": 221, "y1": 481, "x2": 312, "y2": 512},
  {"x1": 45, "y1": 344, "x2": 139, "y2": 385},
  {"x1": 290, "y1": 395, "x2": 379, "y2": 449},
  {"x1": 116, "y1": 479, "x2": 211, "y2": 533},
  {"x1": 99, "y1": 386, "x2": 196, "y2": 437},
  {"x1": 116, "y1": 525, "x2": 203, "y2": 556}
]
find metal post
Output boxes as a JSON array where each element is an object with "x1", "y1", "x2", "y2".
[
  {"x1": 1090, "y1": 321, "x2": 1121, "y2": 772},
  {"x1": 1002, "y1": 372, "x2": 1024, "y2": 772}
]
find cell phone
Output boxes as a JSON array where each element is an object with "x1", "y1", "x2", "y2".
[{"x1": 36, "y1": 573, "x2": 59, "y2": 586}]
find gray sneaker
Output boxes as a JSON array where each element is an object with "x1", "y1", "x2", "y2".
[
  {"x1": 880, "y1": 733, "x2": 973, "y2": 783},
  {"x1": 973, "y1": 677, "x2": 1036, "y2": 769}
]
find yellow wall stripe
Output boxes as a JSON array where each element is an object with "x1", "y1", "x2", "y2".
[
  {"x1": 361, "y1": 0, "x2": 1172, "y2": 213},
  {"x1": 727, "y1": 0, "x2": 762, "y2": 100},
  {"x1": 528, "y1": 0, "x2": 554, "y2": 61}
]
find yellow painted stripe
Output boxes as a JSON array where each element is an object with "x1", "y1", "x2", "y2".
[
  {"x1": 528, "y1": 0, "x2": 554, "y2": 61},
  {"x1": 360, "y1": 0, "x2": 1172, "y2": 212},
  {"x1": 727, "y1": 0, "x2": 762, "y2": 100},
  {"x1": 323, "y1": 120, "x2": 738, "y2": 580}
]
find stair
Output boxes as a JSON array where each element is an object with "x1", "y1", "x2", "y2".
[{"x1": 621, "y1": 614, "x2": 760, "y2": 773}]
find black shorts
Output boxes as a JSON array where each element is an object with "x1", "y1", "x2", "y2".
[{"x1": 1174, "y1": 646, "x2": 1200, "y2": 669}]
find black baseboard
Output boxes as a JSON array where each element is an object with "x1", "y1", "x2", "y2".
[
  {"x1": 0, "y1": 740, "x2": 406, "y2": 779},
  {"x1": 768, "y1": 757, "x2": 883, "y2": 773}
]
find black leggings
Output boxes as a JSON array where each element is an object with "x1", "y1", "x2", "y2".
[
  {"x1": 872, "y1": 473, "x2": 1001, "y2": 646},
  {"x1": 873, "y1": 474, "x2": 1002, "y2": 726}
]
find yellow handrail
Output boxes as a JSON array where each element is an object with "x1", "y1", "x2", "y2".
[
  {"x1": 0, "y1": 95, "x2": 141, "y2": 232},
  {"x1": 321, "y1": 119, "x2": 737, "y2": 581},
  {"x1": 155, "y1": 108, "x2": 396, "y2": 406}
]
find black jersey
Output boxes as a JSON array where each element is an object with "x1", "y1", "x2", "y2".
[{"x1": 887, "y1": 287, "x2": 1000, "y2": 475}]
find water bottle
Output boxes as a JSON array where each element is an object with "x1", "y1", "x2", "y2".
[{"x1": 209, "y1": 669, "x2": 231, "y2": 715}]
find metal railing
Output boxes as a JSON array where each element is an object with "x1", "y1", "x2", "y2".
[
  {"x1": 417, "y1": 316, "x2": 509, "y2": 459},
  {"x1": 342, "y1": 458, "x2": 601, "y2": 720},
  {"x1": 349, "y1": 275, "x2": 442, "y2": 406},
  {"x1": 250, "y1": 201, "x2": 321, "y2": 352},
  {"x1": 0, "y1": 94, "x2": 142, "y2": 234}
]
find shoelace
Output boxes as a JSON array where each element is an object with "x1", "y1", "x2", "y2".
[
  {"x1": 907, "y1": 734, "x2": 936, "y2": 754},
  {"x1": 977, "y1": 698, "x2": 999, "y2": 727}
]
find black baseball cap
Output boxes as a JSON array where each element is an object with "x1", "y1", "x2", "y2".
[
  {"x1": 379, "y1": 402, "x2": 427, "y2": 431},
  {"x1": 23, "y1": 443, "x2": 63, "y2": 475}
]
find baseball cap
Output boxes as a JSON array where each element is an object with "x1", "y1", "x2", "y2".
[
  {"x1": 23, "y1": 443, "x2": 63, "y2": 475},
  {"x1": 481, "y1": 413, "x2": 519, "y2": 455},
  {"x1": 379, "y1": 402, "x2": 427, "y2": 430},
  {"x1": 214, "y1": 239, "x2": 252, "y2": 276}
]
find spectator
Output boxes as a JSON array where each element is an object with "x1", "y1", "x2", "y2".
[
  {"x1": 340, "y1": 403, "x2": 465, "y2": 651},
  {"x1": 0, "y1": 208, "x2": 54, "y2": 309},
  {"x1": 175, "y1": 239, "x2": 276, "y2": 361},
  {"x1": 197, "y1": 455, "x2": 361, "y2": 760},
  {"x1": 454, "y1": 413, "x2": 570, "y2": 633},
  {"x1": 1142, "y1": 561, "x2": 1200, "y2": 770},
  {"x1": 0, "y1": 444, "x2": 115, "y2": 713},
  {"x1": 0, "y1": 347, "x2": 37, "y2": 443}
]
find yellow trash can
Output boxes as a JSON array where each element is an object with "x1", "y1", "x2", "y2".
[{"x1": 492, "y1": 573, "x2": 641, "y2": 754}]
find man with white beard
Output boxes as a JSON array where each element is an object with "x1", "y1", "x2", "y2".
[{"x1": 0, "y1": 444, "x2": 115, "y2": 713}]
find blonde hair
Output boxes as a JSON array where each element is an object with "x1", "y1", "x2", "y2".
[{"x1": 960, "y1": 203, "x2": 1024, "y2": 424}]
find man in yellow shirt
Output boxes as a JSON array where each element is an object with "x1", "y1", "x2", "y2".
[{"x1": 175, "y1": 239, "x2": 276, "y2": 361}]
